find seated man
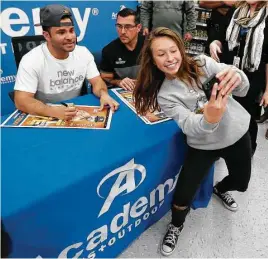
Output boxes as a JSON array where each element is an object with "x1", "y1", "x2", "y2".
[
  {"x1": 14, "y1": 4, "x2": 119, "y2": 121},
  {"x1": 100, "y1": 8, "x2": 145, "y2": 91}
]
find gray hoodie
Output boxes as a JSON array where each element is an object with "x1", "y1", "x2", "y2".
[
  {"x1": 157, "y1": 55, "x2": 250, "y2": 150},
  {"x1": 140, "y1": 1, "x2": 197, "y2": 36}
]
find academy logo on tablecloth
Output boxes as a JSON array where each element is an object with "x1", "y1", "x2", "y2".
[
  {"x1": 97, "y1": 159, "x2": 146, "y2": 217},
  {"x1": 37, "y1": 160, "x2": 182, "y2": 258}
]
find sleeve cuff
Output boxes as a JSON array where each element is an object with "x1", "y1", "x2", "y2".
[
  {"x1": 200, "y1": 117, "x2": 219, "y2": 132},
  {"x1": 87, "y1": 71, "x2": 100, "y2": 80},
  {"x1": 142, "y1": 23, "x2": 149, "y2": 29},
  {"x1": 14, "y1": 86, "x2": 36, "y2": 94}
]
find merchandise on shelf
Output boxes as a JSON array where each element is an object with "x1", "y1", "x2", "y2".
[{"x1": 186, "y1": 5, "x2": 211, "y2": 56}]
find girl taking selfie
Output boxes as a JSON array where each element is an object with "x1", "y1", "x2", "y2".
[{"x1": 134, "y1": 27, "x2": 252, "y2": 256}]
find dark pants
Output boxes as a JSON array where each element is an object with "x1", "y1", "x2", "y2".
[
  {"x1": 234, "y1": 96, "x2": 260, "y2": 153},
  {"x1": 234, "y1": 70, "x2": 265, "y2": 153},
  {"x1": 171, "y1": 132, "x2": 252, "y2": 227},
  {"x1": 1, "y1": 221, "x2": 12, "y2": 258}
]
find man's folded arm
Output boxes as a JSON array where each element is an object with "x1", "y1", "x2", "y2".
[
  {"x1": 14, "y1": 90, "x2": 62, "y2": 118},
  {"x1": 100, "y1": 72, "x2": 121, "y2": 87},
  {"x1": 89, "y1": 75, "x2": 109, "y2": 97}
]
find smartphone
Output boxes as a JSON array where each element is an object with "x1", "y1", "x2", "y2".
[{"x1": 202, "y1": 74, "x2": 220, "y2": 100}]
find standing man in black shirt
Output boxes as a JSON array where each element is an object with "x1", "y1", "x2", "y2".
[
  {"x1": 199, "y1": 1, "x2": 235, "y2": 57},
  {"x1": 100, "y1": 8, "x2": 145, "y2": 91}
]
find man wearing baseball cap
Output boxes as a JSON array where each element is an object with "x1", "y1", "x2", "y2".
[{"x1": 14, "y1": 4, "x2": 119, "y2": 120}]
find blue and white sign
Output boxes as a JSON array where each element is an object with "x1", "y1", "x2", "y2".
[{"x1": 0, "y1": 1, "x2": 138, "y2": 115}]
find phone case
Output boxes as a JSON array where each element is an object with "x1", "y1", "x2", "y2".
[{"x1": 202, "y1": 74, "x2": 219, "y2": 100}]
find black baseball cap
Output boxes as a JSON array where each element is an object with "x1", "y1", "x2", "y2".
[{"x1": 37, "y1": 4, "x2": 73, "y2": 27}]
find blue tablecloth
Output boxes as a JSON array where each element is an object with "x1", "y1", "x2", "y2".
[{"x1": 1, "y1": 91, "x2": 214, "y2": 258}]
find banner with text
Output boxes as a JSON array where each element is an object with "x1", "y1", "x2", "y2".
[{"x1": 0, "y1": 1, "x2": 138, "y2": 115}]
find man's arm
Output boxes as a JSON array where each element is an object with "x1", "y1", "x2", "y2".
[
  {"x1": 100, "y1": 72, "x2": 121, "y2": 87},
  {"x1": 90, "y1": 75, "x2": 109, "y2": 98},
  {"x1": 140, "y1": 1, "x2": 153, "y2": 35},
  {"x1": 100, "y1": 47, "x2": 124, "y2": 87},
  {"x1": 199, "y1": 1, "x2": 224, "y2": 9},
  {"x1": 199, "y1": 1, "x2": 235, "y2": 9},
  {"x1": 101, "y1": 72, "x2": 136, "y2": 91},
  {"x1": 260, "y1": 64, "x2": 268, "y2": 107},
  {"x1": 89, "y1": 75, "x2": 119, "y2": 111},
  {"x1": 184, "y1": 1, "x2": 197, "y2": 41},
  {"x1": 185, "y1": 1, "x2": 197, "y2": 32},
  {"x1": 14, "y1": 91, "x2": 76, "y2": 120},
  {"x1": 266, "y1": 64, "x2": 268, "y2": 92}
]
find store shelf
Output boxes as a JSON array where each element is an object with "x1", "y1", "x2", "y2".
[
  {"x1": 193, "y1": 36, "x2": 208, "y2": 41},
  {"x1": 195, "y1": 5, "x2": 212, "y2": 12},
  {"x1": 196, "y1": 21, "x2": 207, "y2": 27},
  {"x1": 186, "y1": 50, "x2": 203, "y2": 55},
  {"x1": 188, "y1": 6, "x2": 210, "y2": 56}
]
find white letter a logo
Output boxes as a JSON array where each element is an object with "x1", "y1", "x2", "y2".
[{"x1": 97, "y1": 159, "x2": 146, "y2": 217}]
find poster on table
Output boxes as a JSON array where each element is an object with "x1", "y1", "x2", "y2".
[
  {"x1": 1, "y1": 105, "x2": 112, "y2": 129},
  {"x1": 112, "y1": 88, "x2": 171, "y2": 125}
]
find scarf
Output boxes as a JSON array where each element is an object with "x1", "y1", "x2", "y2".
[{"x1": 226, "y1": 5, "x2": 268, "y2": 72}]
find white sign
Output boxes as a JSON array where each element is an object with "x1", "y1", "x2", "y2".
[{"x1": 0, "y1": 7, "x2": 98, "y2": 41}]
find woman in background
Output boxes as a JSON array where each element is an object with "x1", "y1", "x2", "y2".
[{"x1": 210, "y1": 1, "x2": 268, "y2": 154}]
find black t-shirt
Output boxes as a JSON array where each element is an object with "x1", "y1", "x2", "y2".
[
  {"x1": 210, "y1": 5, "x2": 230, "y2": 24},
  {"x1": 205, "y1": 5, "x2": 231, "y2": 53},
  {"x1": 100, "y1": 34, "x2": 145, "y2": 79}
]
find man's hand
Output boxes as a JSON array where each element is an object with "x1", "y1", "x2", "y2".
[
  {"x1": 119, "y1": 78, "x2": 136, "y2": 91},
  {"x1": 216, "y1": 67, "x2": 242, "y2": 95},
  {"x1": 184, "y1": 32, "x2": 193, "y2": 42},
  {"x1": 51, "y1": 106, "x2": 77, "y2": 120},
  {"x1": 99, "y1": 92, "x2": 119, "y2": 112},
  {"x1": 260, "y1": 90, "x2": 268, "y2": 107},
  {"x1": 204, "y1": 83, "x2": 228, "y2": 124},
  {"x1": 143, "y1": 28, "x2": 149, "y2": 36},
  {"x1": 209, "y1": 40, "x2": 222, "y2": 62}
]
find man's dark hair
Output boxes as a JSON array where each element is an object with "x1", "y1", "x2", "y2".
[
  {"x1": 117, "y1": 8, "x2": 140, "y2": 24},
  {"x1": 42, "y1": 26, "x2": 51, "y2": 33}
]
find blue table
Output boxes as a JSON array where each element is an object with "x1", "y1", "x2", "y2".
[{"x1": 1, "y1": 91, "x2": 214, "y2": 258}]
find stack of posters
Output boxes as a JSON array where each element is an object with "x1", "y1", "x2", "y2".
[
  {"x1": 112, "y1": 88, "x2": 171, "y2": 125},
  {"x1": 1, "y1": 105, "x2": 112, "y2": 130}
]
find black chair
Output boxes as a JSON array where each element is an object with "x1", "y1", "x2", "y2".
[
  {"x1": 1, "y1": 221, "x2": 12, "y2": 258},
  {"x1": 10, "y1": 35, "x2": 46, "y2": 102},
  {"x1": 10, "y1": 35, "x2": 88, "y2": 102},
  {"x1": 12, "y1": 35, "x2": 46, "y2": 69}
]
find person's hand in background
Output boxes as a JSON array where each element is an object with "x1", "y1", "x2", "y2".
[
  {"x1": 184, "y1": 32, "x2": 193, "y2": 42},
  {"x1": 223, "y1": 1, "x2": 236, "y2": 7},
  {"x1": 143, "y1": 27, "x2": 149, "y2": 36},
  {"x1": 260, "y1": 91, "x2": 268, "y2": 107},
  {"x1": 209, "y1": 40, "x2": 222, "y2": 62}
]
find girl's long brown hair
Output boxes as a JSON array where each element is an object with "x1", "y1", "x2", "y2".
[{"x1": 134, "y1": 27, "x2": 205, "y2": 115}]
